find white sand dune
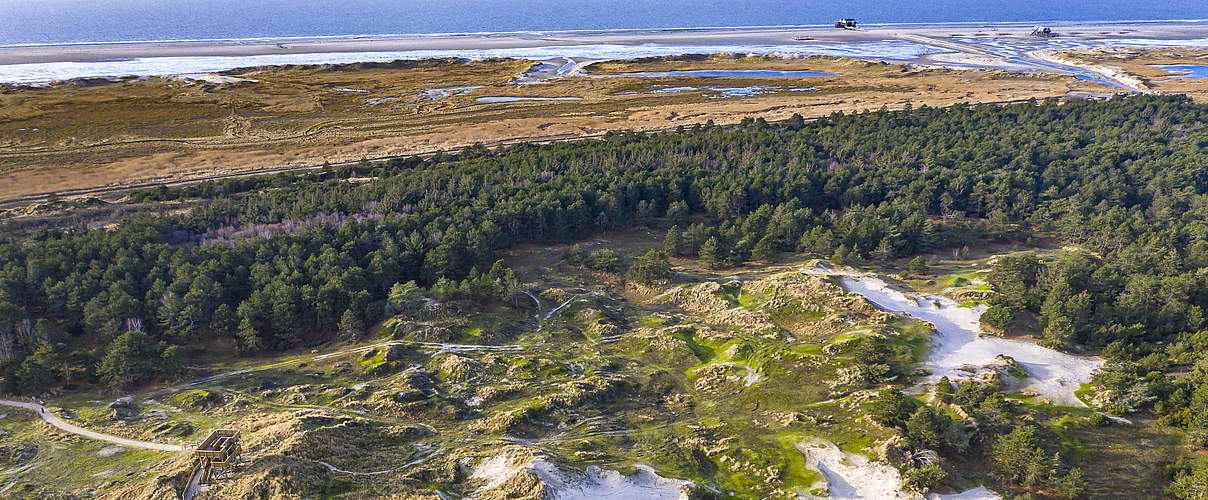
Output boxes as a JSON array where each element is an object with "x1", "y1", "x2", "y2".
[
  {"x1": 799, "y1": 438, "x2": 915, "y2": 499},
  {"x1": 472, "y1": 452, "x2": 691, "y2": 499},
  {"x1": 838, "y1": 274, "x2": 1100, "y2": 406},
  {"x1": 930, "y1": 487, "x2": 1002, "y2": 500},
  {"x1": 530, "y1": 459, "x2": 691, "y2": 500},
  {"x1": 803, "y1": 263, "x2": 1101, "y2": 407},
  {"x1": 797, "y1": 438, "x2": 1001, "y2": 500}
]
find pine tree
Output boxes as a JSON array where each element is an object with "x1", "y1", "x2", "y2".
[
  {"x1": 388, "y1": 281, "x2": 424, "y2": 316},
  {"x1": 752, "y1": 235, "x2": 777, "y2": 262},
  {"x1": 700, "y1": 236, "x2": 721, "y2": 269},
  {"x1": 934, "y1": 376, "x2": 954, "y2": 403},
  {"x1": 339, "y1": 309, "x2": 364, "y2": 340},
  {"x1": 1041, "y1": 316, "x2": 1075, "y2": 350},
  {"x1": 161, "y1": 345, "x2": 187, "y2": 380},
  {"x1": 832, "y1": 244, "x2": 850, "y2": 265},
  {"x1": 873, "y1": 237, "x2": 895, "y2": 264},
  {"x1": 663, "y1": 225, "x2": 683, "y2": 257},
  {"x1": 908, "y1": 256, "x2": 929, "y2": 275},
  {"x1": 97, "y1": 331, "x2": 161, "y2": 388},
  {"x1": 626, "y1": 250, "x2": 672, "y2": 285},
  {"x1": 236, "y1": 318, "x2": 262, "y2": 354}
]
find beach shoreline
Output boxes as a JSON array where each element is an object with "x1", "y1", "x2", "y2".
[{"x1": 4, "y1": 21, "x2": 1208, "y2": 67}]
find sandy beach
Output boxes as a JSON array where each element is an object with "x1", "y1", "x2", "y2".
[{"x1": 3, "y1": 22, "x2": 1208, "y2": 67}]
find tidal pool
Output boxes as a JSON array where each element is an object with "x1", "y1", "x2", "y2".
[
  {"x1": 616, "y1": 85, "x2": 818, "y2": 98},
  {"x1": 1157, "y1": 64, "x2": 1208, "y2": 79},
  {"x1": 609, "y1": 69, "x2": 836, "y2": 78}
]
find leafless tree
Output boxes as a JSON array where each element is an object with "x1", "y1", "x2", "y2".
[
  {"x1": 14, "y1": 318, "x2": 32, "y2": 348},
  {"x1": 0, "y1": 332, "x2": 14, "y2": 363}
]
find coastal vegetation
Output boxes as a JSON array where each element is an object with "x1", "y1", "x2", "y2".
[{"x1": 0, "y1": 53, "x2": 1109, "y2": 202}]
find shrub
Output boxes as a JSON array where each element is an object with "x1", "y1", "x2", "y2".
[
  {"x1": 1168, "y1": 466, "x2": 1208, "y2": 500},
  {"x1": 868, "y1": 389, "x2": 921, "y2": 429},
  {"x1": 981, "y1": 304, "x2": 1014, "y2": 329},
  {"x1": 587, "y1": 249, "x2": 621, "y2": 271},
  {"x1": 902, "y1": 465, "x2": 948, "y2": 493},
  {"x1": 626, "y1": 250, "x2": 672, "y2": 285},
  {"x1": 907, "y1": 256, "x2": 929, "y2": 275}
]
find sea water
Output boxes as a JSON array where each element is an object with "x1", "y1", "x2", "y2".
[{"x1": 2, "y1": 1, "x2": 1208, "y2": 84}]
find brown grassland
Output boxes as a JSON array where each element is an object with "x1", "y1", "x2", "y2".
[{"x1": 0, "y1": 54, "x2": 1113, "y2": 201}]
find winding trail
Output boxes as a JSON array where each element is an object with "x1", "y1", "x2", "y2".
[
  {"x1": 521, "y1": 290, "x2": 543, "y2": 318},
  {"x1": 0, "y1": 399, "x2": 184, "y2": 452}
]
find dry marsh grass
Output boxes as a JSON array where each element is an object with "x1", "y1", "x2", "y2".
[{"x1": 0, "y1": 54, "x2": 1111, "y2": 201}]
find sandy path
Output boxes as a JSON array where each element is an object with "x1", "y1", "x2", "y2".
[
  {"x1": 1026, "y1": 50, "x2": 1149, "y2": 92},
  {"x1": 0, "y1": 399, "x2": 184, "y2": 452}
]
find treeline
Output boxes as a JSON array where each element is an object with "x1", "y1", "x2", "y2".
[{"x1": 3, "y1": 95, "x2": 1208, "y2": 409}]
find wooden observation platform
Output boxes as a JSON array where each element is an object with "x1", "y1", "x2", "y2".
[{"x1": 193, "y1": 429, "x2": 241, "y2": 482}]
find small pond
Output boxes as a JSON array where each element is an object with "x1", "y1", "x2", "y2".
[
  {"x1": 616, "y1": 85, "x2": 818, "y2": 99},
  {"x1": 476, "y1": 96, "x2": 583, "y2": 102},
  {"x1": 1157, "y1": 64, "x2": 1208, "y2": 79}
]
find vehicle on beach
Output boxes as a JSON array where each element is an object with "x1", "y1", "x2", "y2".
[{"x1": 835, "y1": 18, "x2": 858, "y2": 29}]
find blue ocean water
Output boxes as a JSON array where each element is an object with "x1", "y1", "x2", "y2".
[{"x1": 1, "y1": 0, "x2": 1207, "y2": 46}]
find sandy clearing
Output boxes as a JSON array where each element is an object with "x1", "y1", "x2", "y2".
[
  {"x1": 802, "y1": 262, "x2": 1102, "y2": 407},
  {"x1": 797, "y1": 438, "x2": 1002, "y2": 500},
  {"x1": 799, "y1": 438, "x2": 915, "y2": 499},
  {"x1": 472, "y1": 451, "x2": 692, "y2": 499},
  {"x1": 96, "y1": 445, "x2": 125, "y2": 457},
  {"x1": 836, "y1": 274, "x2": 1101, "y2": 406},
  {"x1": 530, "y1": 459, "x2": 691, "y2": 500}
]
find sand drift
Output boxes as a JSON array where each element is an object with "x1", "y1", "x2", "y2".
[
  {"x1": 799, "y1": 438, "x2": 1001, "y2": 500},
  {"x1": 804, "y1": 264, "x2": 1101, "y2": 407},
  {"x1": 471, "y1": 452, "x2": 692, "y2": 499}
]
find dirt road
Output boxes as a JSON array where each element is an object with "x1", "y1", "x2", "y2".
[{"x1": 0, "y1": 399, "x2": 184, "y2": 452}]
